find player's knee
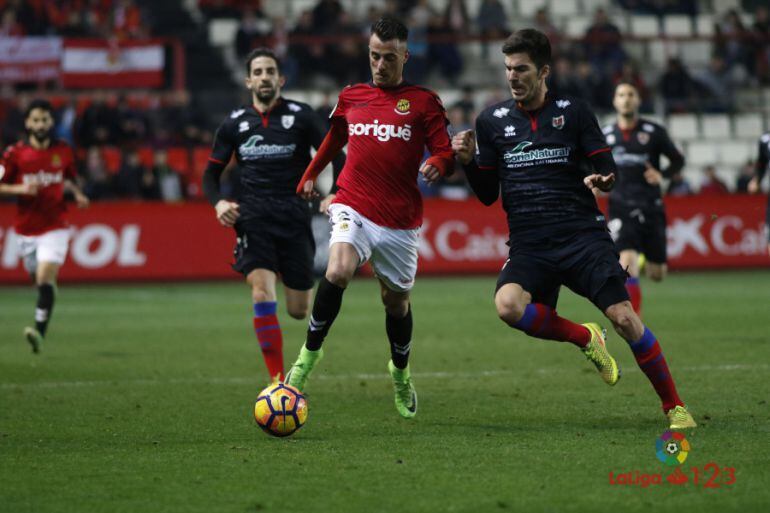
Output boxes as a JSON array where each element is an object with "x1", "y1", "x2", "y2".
[
  {"x1": 495, "y1": 296, "x2": 525, "y2": 326},
  {"x1": 606, "y1": 302, "x2": 638, "y2": 333},
  {"x1": 383, "y1": 299, "x2": 409, "y2": 318},
  {"x1": 647, "y1": 266, "x2": 666, "y2": 282},
  {"x1": 325, "y1": 265, "x2": 353, "y2": 288},
  {"x1": 251, "y1": 287, "x2": 273, "y2": 304},
  {"x1": 287, "y1": 305, "x2": 308, "y2": 320}
]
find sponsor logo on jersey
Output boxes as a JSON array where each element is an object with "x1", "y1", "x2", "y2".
[
  {"x1": 637, "y1": 132, "x2": 650, "y2": 145},
  {"x1": 238, "y1": 134, "x2": 295, "y2": 160},
  {"x1": 348, "y1": 120, "x2": 412, "y2": 142},
  {"x1": 395, "y1": 99, "x2": 410, "y2": 115},
  {"x1": 281, "y1": 115, "x2": 295, "y2": 129},
  {"x1": 22, "y1": 170, "x2": 63, "y2": 187},
  {"x1": 503, "y1": 141, "x2": 570, "y2": 167},
  {"x1": 492, "y1": 107, "x2": 509, "y2": 118},
  {"x1": 556, "y1": 99, "x2": 571, "y2": 109},
  {"x1": 552, "y1": 115, "x2": 565, "y2": 130},
  {"x1": 504, "y1": 125, "x2": 516, "y2": 137},
  {"x1": 611, "y1": 146, "x2": 649, "y2": 166}
]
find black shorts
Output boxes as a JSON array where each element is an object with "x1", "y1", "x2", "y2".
[
  {"x1": 608, "y1": 204, "x2": 667, "y2": 264},
  {"x1": 232, "y1": 215, "x2": 315, "y2": 291},
  {"x1": 496, "y1": 229, "x2": 629, "y2": 311}
]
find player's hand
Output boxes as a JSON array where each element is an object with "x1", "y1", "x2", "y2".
[
  {"x1": 452, "y1": 129, "x2": 475, "y2": 165},
  {"x1": 298, "y1": 179, "x2": 319, "y2": 200},
  {"x1": 644, "y1": 162, "x2": 663, "y2": 185},
  {"x1": 319, "y1": 193, "x2": 336, "y2": 214},
  {"x1": 74, "y1": 191, "x2": 90, "y2": 208},
  {"x1": 584, "y1": 173, "x2": 615, "y2": 193},
  {"x1": 17, "y1": 183, "x2": 39, "y2": 196},
  {"x1": 215, "y1": 199, "x2": 240, "y2": 227},
  {"x1": 419, "y1": 163, "x2": 441, "y2": 185},
  {"x1": 748, "y1": 176, "x2": 760, "y2": 194}
]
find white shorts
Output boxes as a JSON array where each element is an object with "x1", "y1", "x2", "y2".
[
  {"x1": 327, "y1": 203, "x2": 419, "y2": 292},
  {"x1": 17, "y1": 228, "x2": 72, "y2": 272}
]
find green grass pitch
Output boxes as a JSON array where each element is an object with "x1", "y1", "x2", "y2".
[{"x1": 1, "y1": 271, "x2": 769, "y2": 512}]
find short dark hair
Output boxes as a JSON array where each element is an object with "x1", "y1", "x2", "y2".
[
  {"x1": 244, "y1": 47, "x2": 281, "y2": 75},
  {"x1": 25, "y1": 98, "x2": 54, "y2": 119},
  {"x1": 501, "y1": 29, "x2": 552, "y2": 69},
  {"x1": 371, "y1": 17, "x2": 408, "y2": 42}
]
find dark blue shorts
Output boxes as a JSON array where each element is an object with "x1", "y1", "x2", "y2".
[{"x1": 496, "y1": 228, "x2": 629, "y2": 311}]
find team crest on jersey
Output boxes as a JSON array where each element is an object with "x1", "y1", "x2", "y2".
[
  {"x1": 281, "y1": 115, "x2": 295, "y2": 129},
  {"x1": 552, "y1": 115, "x2": 565, "y2": 130},
  {"x1": 51, "y1": 154, "x2": 62, "y2": 167},
  {"x1": 637, "y1": 132, "x2": 650, "y2": 145},
  {"x1": 395, "y1": 99, "x2": 410, "y2": 115}
]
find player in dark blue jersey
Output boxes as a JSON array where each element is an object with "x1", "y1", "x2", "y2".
[
  {"x1": 202, "y1": 48, "x2": 343, "y2": 383},
  {"x1": 452, "y1": 29, "x2": 695, "y2": 429},
  {"x1": 748, "y1": 132, "x2": 770, "y2": 256},
  {"x1": 603, "y1": 83, "x2": 685, "y2": 316}
]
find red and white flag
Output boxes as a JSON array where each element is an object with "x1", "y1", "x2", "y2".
[
  {"x1": 61, "y1": 38, "x2": 164, "y2": 88},
  {"x1": 0, "y1": 37, "x2": 62, "y2": 83}
]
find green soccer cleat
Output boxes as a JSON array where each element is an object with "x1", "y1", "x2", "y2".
[
  {"x1": 667, "y1": 405, "x2": 697, "y2": 430},
  {"x1": 387, "y1": 360, "x2": 417, "y2": 419},
  {"x1": 581, "y1": 323, "x2": 621, "y2": 386},
  {"x1": 284, "y1": 346, "x2": 323, "y2": 392},
  {"x1": 24, "y1": 326, "x2": 43, "y2": 354}
]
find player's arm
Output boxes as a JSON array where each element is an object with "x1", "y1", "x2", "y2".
[
  {"x1": 419, "y1": 94, "x2": 455, "y2": 184},
  {"x1": 203, "y1": 121, "x2": 240, "y2": 227},
  {"x1": 578, "y1": 102, "x2": 616, "y2": 192},
  {"x1": 453, "y1": 118, "x2": 499, "y2": 206},
  {"x1": 296, "y1": 116, "x2": 348, "y2": 200},
  {"x1": 644, "y1": 127, "x2": 684, "y2": 186},
  {"x1": 308, "y1": 109, "x2": 346, "y2": 211},
  {"x1": 749, "y1": 137, "x2": 769, "y2": 194},
  {"x1": 0, "y1": 148, "x2": 36, "y2": 196},
  {"x1": 63, "y1": 179, "x2": 89, "y2": 208}
]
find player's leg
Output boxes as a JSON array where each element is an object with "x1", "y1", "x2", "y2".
[
  {"x1": 370, "y1": 224, "x2": 419, "y2": 418},
  {"x1": 602, "y1": 297, "x2": 695, "y2": 428},
  {"x1": 284, "y1": 287, "x2": 312, "y2": 320},
  {"x1": 246, "y1": 269, "x2": 286, "y2": 382},
  {"x1": 286, "y1": 204, "x2": 371, "y2": 391},
  {"x1": 642, "y1": 209, "x2": 667, "y2": 283},
  {"x1": 619, "y1": 249, "x2": 642, "y2": 315}
]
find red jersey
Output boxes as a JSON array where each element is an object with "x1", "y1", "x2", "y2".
[
  {"x1": 330, "y1": 82, "x2": 453, "y2": 229},
  {"x1": 0, "y1": 139, "x2": 77, "y2": 235}
]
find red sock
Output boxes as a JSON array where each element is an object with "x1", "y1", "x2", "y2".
[
  {"x1": 253, "y1": 302, "x2": 284, "y2": 381},
  {"x1": 626, "y1": 277, "x2": 642, "y2": 316},
  {"x1": 513, "y1": 303, "x2": 590, "y2": 347},
  {"x1": 629, "y1": 327, "x2": 683, "y2": 412}
]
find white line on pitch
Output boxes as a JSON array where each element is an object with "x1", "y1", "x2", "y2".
[{"x1": 0, "y1": 363, "x2": 767, "y2": 391}]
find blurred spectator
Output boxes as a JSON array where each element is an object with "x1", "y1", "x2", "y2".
[
  {"x1": 81, "y1": 147, "x2": 115, "y2": 200},
  {"x1": 573, "y1": 59, "x2": 613, "y2": 110},
  {"x1": 699, "y1": 165, "x2": 729, "y2": 195},
  {"x1": 1, "y1": 90, "x2": 28, "y2": 147},
  {"x1": 235, "y1": 9, "x2": 270, "y2": 59},
  {"x1": 667, "y1": 171, "x2": 693, "y2": 196},
  {"x1": 199, "y1": 0, "x2": 241, "y2": 19},
  {"x1": 404, "y1": 0, "x2": 433, "y2": 84},
  {"x1": 451, "y1": 85, "x2": 476, "y2": 127},
  {"x1": 77, "y1": 91, "x2": 121, "y2": 146},
  {"x1": 115, "y1": 94, "x2": 151, "y2": 147},
  {"x1": 477, "y1": 0, "x2": 509, "y2": 59},
  {"x1": 288, "y1": 10, "x2": 323, "y2": 87},
  {"x1": 693, "y1": 55, "x2": 744, "y2": 112},
  {"x1": 447, "y1": 104, "x2": 472, "y2": 135},
  {"x1": 54, "y1": 95, "x2": 78, "y2": 145},
  {"x1": 114, "y1": 149, "x2": 152, "y2": 199},
  {"x1": 312, "y1": 0, "x2": 343, "y2": 34},
  {"x1": 714, "y1": 9, "x2": 751, "y2": 75},
  {"x1": 444, "y1": 0, "x2": 469, "y2": 33},
  {"x1": 584, "y1": 8, "x2": 625, "y2": 75},
  {"x1": 325, "y1": 12, "x2": 368, "y2": 85},
  {"x1": 429, "y1": 7, "x2": 464, "y2": 85},
  {"x1": 158, "y1": 90, "x2": 211, "y2": 147},
  {"x1": 152, "y1": 149, "x2": 186, "y2": 202},
  {"x1": 0, "y1": 8, "x2": 25, "y2": 36},
  {"x1": 735, "y1": 160, "x2": 755, "y2": 193},
  {"x1": 113, "y1": 0, "x2": 145, "y2": 39},
  {"x1": 533, "y1": 8, "x2": 561, "y2": 55},
  {"x1": 659, "y1": 58, "x2": 699, "y2": 113},
  {"x1": 550, "y1": 57, "x2": 584, "y2": 99},
  {"x1": 752, "y1": 6, "x2": 770, "y2": 84}
]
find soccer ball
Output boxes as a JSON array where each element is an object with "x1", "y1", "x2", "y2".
[{"x1": 254, "y1": 383, "x2": 308, "y2": 437}]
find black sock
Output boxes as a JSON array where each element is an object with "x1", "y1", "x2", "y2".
[
  {"x1": 35, "y1": 284, "x2": 55, "y2": 337},
  {"x1": 305, "y1": 277, "x2": 345, "y2": 351},
  {"x1": 387, "y1": 305, "x2": 412, "y2": 369}
]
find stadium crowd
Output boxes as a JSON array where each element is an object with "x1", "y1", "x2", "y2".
[{"x1": 1, "y1": 0, "x2": 768, "y2": 202}]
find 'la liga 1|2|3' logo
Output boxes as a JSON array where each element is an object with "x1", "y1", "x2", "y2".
[{"x1": 608, "y1": 431, "x2": 736, "y2": 488}]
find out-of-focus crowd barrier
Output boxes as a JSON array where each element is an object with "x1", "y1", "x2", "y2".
[{"x1": 1, "y1": 196, "x2": 768, "y2": 284}]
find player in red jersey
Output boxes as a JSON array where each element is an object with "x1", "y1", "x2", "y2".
[
  {"x1": 284, "y1": 17, "x2": 454, "y2": 419},
  {"x1": 0, "y1": 99, "x2": 89, "y2": 353}
]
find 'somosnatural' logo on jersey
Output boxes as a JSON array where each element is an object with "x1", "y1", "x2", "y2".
[
  {"x1": 503, "y1": 141, "x2": 571, "y2": 167},
  {"x1": 395, "y1": 99, "x2": 410, "y2": 115},
  {"x1": 238, "y1": 134, "x2": 295, "y2": 160},
  {"x1": 348, "y1": 120, "x2": 412, "y2": 142}
]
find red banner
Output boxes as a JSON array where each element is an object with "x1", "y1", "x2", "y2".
[
  {"x1": 0, "y1": 196, "x2": 768, "y2": 284},
  {"x1": 61, "y1": 39, "x2": 165, "y2": 88}
]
